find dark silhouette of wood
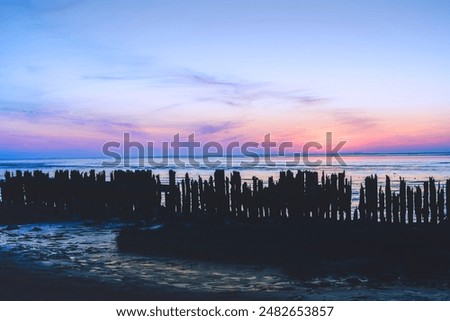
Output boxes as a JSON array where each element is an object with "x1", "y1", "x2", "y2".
[
  {"x1": 415, "y1": 186, "x2": 422, "y2": 224},
  {"x1": 447, "y1": 179, "x2": 450, "y2": 221},
  {"x1": 423, "y1": 181, "x2": 429, "y2": 224},
  {"x1": 386, "y1": 176, "x2": 392, "y2": 223},
  {"x1": 330, "y1": 174, "x2": 338, "y2": 220},
  {"x1": 379, "y1": 186, "x2": 385, "y2": 223},
  {"x1": 407, "y1": 186, "x2": 414, "y2": 224},
  {"x1": 365, "y1": 175, "x2": 377, "y2": 222},
  {"x1": 430, "y1": 178, "x2": 437, "y2": 225},
  {"x1": 400, "y1": 178, "x2": 406, "y2": 224},
  {"x1": 393, "y1": 192, "x2": 400, "y2": 224},
  {"x1": 438, "y1": 188, "x2": 445, "y2": 224},
  {"x1": 359, "y1": 184, "x2": 366, "y2": 221},
  {"x1": 0, "y1": 169, "x2": 449, "y2": 227}
]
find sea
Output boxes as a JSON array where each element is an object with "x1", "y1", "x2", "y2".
[{"x1": 1, "y1": 153, "x2": 450, "y2": 300}]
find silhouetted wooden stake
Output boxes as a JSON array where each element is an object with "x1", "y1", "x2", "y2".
[
  {"x1": 176, "y1": 182, "x2": 182, "y2": 215},
  {"x1": 167, "y1": 170, "x2": 176, "y2": 214},
  {"x1": 400, "y1": 178, "x2": 406, "y2": 224},
  {"x1": 386, "y1": 176, "x2": 392, "y2": 223},
  {"x1": 198, "y1": 176, "x2": 205, "y2": 213},
  {"x1": 407, "y1": 186, "x2": 414, "y2": 224},
  {"x1": 345, "y1": 182, "x2": 352, "y2": 221},
  {"x1": 446, "y1": 179, "x2": 450, "y2": 222},
  {"x1": 393, "y1": 193, "x2": 399, "y2": 224},
  {"x1": 296, "y1": 171, "x2": 305, "y2": 218},
  {"x1": 338, "y1": 172, "x2": 345, "y2": 221},
  {"x1": 331, "y1": 174, "x2": 338, "y2": 220},
  {"x1": 230, "y1": 171, "x2": 241, "y2": 217},
  {"x1": 430, "y1": 178, "x2": 437, "y2": 224},
  {"x1": 181, "y1": 179, "x2": 186, "y2": 214},
  {"x1": 257, "y1": 179, "x2": 264, "y2": 218},
  {"x1": 242, "y1": 182, "x2": 250, "y2": 219},
  {"x1": 359, "y1": 184, "x2": 366, "y2": 220},
  {"x1": 379, "y1": 187, "x2": 385, "y2": 223},
  {"x1": 225, "y1": 177, "x2": 230, "y2": 217},
  {"x1": 185, "y1": 173, "x2": 191, "y2": 215},
  {"x1": 214, "y1": 170, "x2": 226, "y2": 216},
  {"x1": 2, "y1": 169, "x2": 450, "y2": 226},
  {"x1": 192, "y1": 180, "x2": 199, "y2": 217},
  {"x1": 438, "y1": 188, "x2": 445, "y2": 224},
  {"x1": 423, "y1": 181, "x2": 429, "y2": 224},
  {"x1": 415, "y1": 186, "x2": 422, "y2": 224},
  {"x1": 365, "y1": 175, "x2": 377, "y2": 222}
]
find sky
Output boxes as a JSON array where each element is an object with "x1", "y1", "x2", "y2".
[{"x1": 0, "y1": 0, "x2": 449, "y2": 158}]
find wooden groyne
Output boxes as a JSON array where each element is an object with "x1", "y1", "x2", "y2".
[{"x1": 0, "y1": 169, "x2": 449, "y2": 225}]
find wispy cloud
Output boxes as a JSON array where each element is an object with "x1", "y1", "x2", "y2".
[
  {"x1": 82, "y1": 75, "x2": 156, "y2": 81},
  {"x1": 332, "y1": 109, "x2": 379, "y2": 130},
  {"x1": 0, "y1": 99, "x2": 141, "y2": 135},
  {"x1": 180, "y1": 72, "x2": 244, "y2": 88},
  {"x1": 80, "y1": 68, "x2": 327, "y2": 112},
  {"x1": 171, "y1": 70, "x2": 327, "y2": 109},
  {"x1": 196, "y1": 121, "x2": 243, "y2": 135}
]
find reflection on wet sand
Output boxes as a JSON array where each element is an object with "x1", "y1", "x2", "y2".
[{"x1": 1, "y1": 221, "x2": 450, "y2": 300}]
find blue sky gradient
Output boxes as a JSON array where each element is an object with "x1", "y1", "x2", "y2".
[{"x1": 0, "y1": 0, "x2": 449, "y2": 158}]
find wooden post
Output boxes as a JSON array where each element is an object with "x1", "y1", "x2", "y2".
[
  {"x1": 386, "y1": 176, "x2": 392, "y2": 223},
  {"x1": 407, "y1": 186, "x2": 414, "y2": 224},
  {"x1": 399, "y1": 178, "x2": 406, "y2": 224},
  {"x1": 393, "y1": 192, "x2": 399, "y2": 224},
  {"x1": 379, "y1": 186, "x2": 385, "y2": 223},
  {"x1": 214, "y1": 170, "x2": 226, "y2": 216},
  {"x1": 331, "y1": 174, "x2": 338, "y2": 220},
  {"x1": 438, "y1": 188, "x2": 445, "y2": 224},
  {"x1": 423, "y1": 181, "x2": 429, "y2": 223},
  {"x1": 446, "y1": 179, "x2": 450, "y2": 221},
  {"x1": 430, "y1": 178, "x2": 437, "y2": 224},
  {"x1": 359, "y1": 184, "x2": 366, "y2": 221},
  {"x1": 415, "y1": 186, "x2": 422, "y2": 224},
  {"x1": 192, "y1": 180, "x2": 199, "y2": 217},
  {"x1": 338, "y1": 172, "x2": 345, "y2": 221}
]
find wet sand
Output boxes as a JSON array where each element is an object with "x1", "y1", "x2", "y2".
[
  {"x1": 2, "y1": 254, "x2": 450, "y2": 301},
  {"x1": 2, "y1": 221, "x2": 450, "y2": 301},
  {"x1": 0, "y1": 256, "x2": 181, "y2": 300},
  {"x1": 0, "y1": 256, "x2": 263, "y2": 300}
]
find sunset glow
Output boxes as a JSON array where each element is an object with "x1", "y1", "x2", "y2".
[{"x1": 1, "y1": 0, "x2": 449, "y2": 158}]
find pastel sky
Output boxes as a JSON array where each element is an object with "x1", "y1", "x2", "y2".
[{"x1": 1, "y1": 0, "x2": 449, "y2": 158}]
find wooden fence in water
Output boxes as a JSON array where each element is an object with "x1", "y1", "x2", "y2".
[{"x1": 0, "y1": 169, "x2": 449, "y2": 224}]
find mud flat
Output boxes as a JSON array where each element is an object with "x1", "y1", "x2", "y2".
[{"x1": 118, "y1": 219, "x2": 450, "y2": 280}]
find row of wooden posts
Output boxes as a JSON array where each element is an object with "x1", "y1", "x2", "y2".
[{"x1": 0, "y1": 169, "x2": 449, "y2": 224}]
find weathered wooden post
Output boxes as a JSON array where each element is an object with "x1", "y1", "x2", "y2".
[
  {"x1": 423, "y1": 181, "x2": 429, "y2": 224},
  {"x1": 331, "y1": 174, "x2": 338, "y2": 220},
  {"x1": 393, "y1": 192, "x2": 399, "y2": 224},
  {"x1": 386, "y1": 176, "x2": 392, "y2": 223},
  {"x1": 379, "y1": 186, "x2": 385, "y2": 223},
  {"x1": 400, "y1": 178, "x2": 406, "y2": 224},
  {"x1": 438, "y1": 188, "x2": 445, "y2": 224},
  {"x1": 415, "y1": 186, "x2": 422, "y2": 224},
  {"x1": 407, "y1": 186, "x2": 414, "y2": 224},
  {"x1": 359, "y1": 184, "x2": 366, "y2": 221},
  {"x1": 430, "y1": 178, "x2": 437, "y2": 224}
]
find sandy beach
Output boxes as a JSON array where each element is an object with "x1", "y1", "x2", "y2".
[{"x1": 0, "y1": 255, "x2": 261, "y2": 300}]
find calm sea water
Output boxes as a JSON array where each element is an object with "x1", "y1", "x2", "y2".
[{"x1": 1, "y1": 154, "x2": 450, "y2": 299}]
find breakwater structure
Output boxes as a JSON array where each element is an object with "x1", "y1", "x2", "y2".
[
  {"x1": 0, "y1": 169, "x2": 449, "y2": 225},
  {"x1": 2, "y1": 169, "x2": 450, "y2": 279}
]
